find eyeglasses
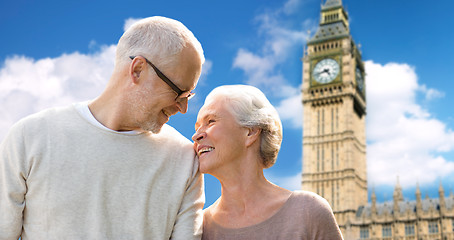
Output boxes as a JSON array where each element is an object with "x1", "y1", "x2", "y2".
[{"x1": 129, "y1": 56, "x2": 195, "y2": 102}]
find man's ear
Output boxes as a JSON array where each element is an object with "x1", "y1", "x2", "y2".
[
  {"x1": 245, "y1": 127, "x2": 261, "y2": 147},
  {"x1": 129, "y1": 57, "x2": 145, "y2": 84}
]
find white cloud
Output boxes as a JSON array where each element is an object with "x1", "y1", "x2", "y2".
[
  {"x1": 198, "y1": 60, "x2": 213, "y2": 85},
  {"x1": 275, "y1": 92, "x2": 303, "y2": 128},
  {"x1": 232, "y1": 19, "x2": 307, "y2": 93},
  {"x1": 232, "y1": 0, "x2": 309, "y2": 128},
  {"x1": 419, "y1": 84, "x2": 445, "y2": 100},
  {"x1": 365, "y1": 60, "x2": 454, "y2": 188},
  {"x1": 123, "y1": 18, "x2": 143, "y2": 32},
  {"x1": 233, "y1": 48, "x2": 283, "y2": 88},
  {"x1": 0, "y1": 45, "x2": 116, "y2": 141},
  {"x1": 282, "y1": 0, "x2": 301, "y2": 15},
  {"x1": 265, "y1": 170, "x2": 302, "y2": 191},
  {"x1": 232, "y1": 0, "x2": 309, "y2": 90}
]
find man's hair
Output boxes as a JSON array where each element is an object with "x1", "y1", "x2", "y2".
[
  {"x1": 204, "y1": 85, "x2": 283, "y2": 168},
  {"x1": 115, "y1": 16, "x2": 204, "y2": 70}
]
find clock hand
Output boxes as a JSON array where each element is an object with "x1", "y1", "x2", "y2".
[
  {"x1": 315, "y1": 69, "x2": 326, "y2": 75},
  {"x1": 324, "y1": 68, "x2": 330, "y2": 76},
  {"x1": 316, "y1": 69, "x2": 329, "y2": 75}
]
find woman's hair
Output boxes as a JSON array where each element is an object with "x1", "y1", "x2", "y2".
[
  {"x1": 205, "y1": 85, "x2": 283, "y2": 168},
  {"x1": 115, "y1": 16, "x2": 204, "y2": 70}
]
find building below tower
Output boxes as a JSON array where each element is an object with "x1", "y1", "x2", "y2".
[{"x1": 346, "y1": 182, "x2": 454, "y2": 240}]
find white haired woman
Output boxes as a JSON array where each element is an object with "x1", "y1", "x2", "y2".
[{"x1": 192, "y1": 85, "x2": 343, "y2": 240}]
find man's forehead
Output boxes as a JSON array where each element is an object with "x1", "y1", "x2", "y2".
[{"x1": 174, "y1": 45, "x2": 202, "y2": 91}]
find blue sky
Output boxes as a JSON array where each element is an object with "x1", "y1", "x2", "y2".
[{"x1": 1, "y1": 0, "x2": 454, "y2": 207}]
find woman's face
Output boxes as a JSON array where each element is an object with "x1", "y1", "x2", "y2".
[{"x1": 192, "y1": 96, "x2": 249, "y2": 174}]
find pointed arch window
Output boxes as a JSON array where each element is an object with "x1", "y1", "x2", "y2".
[
  {"x1": 405, "y1": 223, "x2": 415, "y2": 236},
  {"x1": 429, "y1": 221, "x2": 439, "y2": 234}
]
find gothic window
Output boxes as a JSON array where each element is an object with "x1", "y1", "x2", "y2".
[
  {"x1": 429, "y1": 221, "x2": 439, "y2": 234},
  {"x1": 405, "y1": 223, "x2": 415, "y2": 236},
  {"x1": 331, "y1": 108, "x2": 334, "y2": 133},
  {"x1": 321, "y1": 146, "x2": 325, "y2": 171},
  {"x1": 331, "y1": 185, "x2": 334, "y2": 208},
  {"x1": 331, "y1": 148, "x2": 334, "y2": 170},
  {"x1": 360, "y1": 226, "x2": 369, "y2": 239},
  {"x1": 382, "y1": 224, "x2": 392, "y2": 238},
  {"x1": 322, "y1": 109, "x2": 325, "y2": 134}
]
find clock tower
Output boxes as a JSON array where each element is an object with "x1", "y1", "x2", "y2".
[{"x1": 301, "y1": 0, "x2": 367, "y2": 235}]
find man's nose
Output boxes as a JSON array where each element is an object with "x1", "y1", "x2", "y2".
[{"x1": 176, "y1": 100, "x2": 188, "y2": 114}]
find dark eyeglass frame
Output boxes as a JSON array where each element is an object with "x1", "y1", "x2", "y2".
[{"x1": 129, "y1": 56, "x2": 195, "y2": 101}]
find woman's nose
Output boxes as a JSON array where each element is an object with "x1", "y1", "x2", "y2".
[{"x1": 192, "y1": 131, "x2": 205, "y2": 142}]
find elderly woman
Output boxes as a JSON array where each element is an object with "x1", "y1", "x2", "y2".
[{"x1": 192, "y1": 85, "x2": 343, "y2": 240}]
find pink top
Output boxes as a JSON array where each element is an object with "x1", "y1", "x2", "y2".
[{"x1": 202, "y1": 190, "x2": 343, "y2": 240}]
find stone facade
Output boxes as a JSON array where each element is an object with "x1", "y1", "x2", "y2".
[
  {"x1": 301, "y1": 0, "x2": 367, "y2": 235},
  {"x1": 350, "y1": 183, "x2": 454, "y2": 240},
  {"x1": 301, "y1": 1, "x2": 454, "y2": 239}
]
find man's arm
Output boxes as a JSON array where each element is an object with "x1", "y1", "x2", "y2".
[
  {"x1": 170, "y1": 156, "x2": 205, "y2": 240},
  {"x1": 0, "y1": 122, "x2": 27, "y2": 240}
]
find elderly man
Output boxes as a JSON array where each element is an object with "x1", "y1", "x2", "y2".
[{"x1": 0, "y1": 16, "x2": 205, "y2": 239}]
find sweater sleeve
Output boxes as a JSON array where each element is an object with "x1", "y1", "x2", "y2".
[
  {"x1": 308, "y1": 193, "x2": 344, "y2": 240},
  {"x1": 170, "y1": 155, "x2": 205, "y2": 240},
  {"x1": 0, "y1": 121, "x2": 28, "y2": 240}
]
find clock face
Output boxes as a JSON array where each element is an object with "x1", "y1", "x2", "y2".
[
  {"x1": 312, "y1": 58, "x2": 340, "y2": 84},
  {"x1": 356, "y1": 67, "x2": 364, "y2": 91}
]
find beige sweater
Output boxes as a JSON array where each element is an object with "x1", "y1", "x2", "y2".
[
  {"x1": 202, "y1": 191, "x2": 343, "y2": 240},
  {"x1": 0, "y1": 106, "x2": 204, "y2": 239}
]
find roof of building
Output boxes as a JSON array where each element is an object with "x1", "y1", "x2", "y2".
[
  {"x1": 356, "y1": 191, "x2": 454, "y2": 219},
  {"x1": 308, "y1": 21, "x2": 349, "y2": 44},
  {"x1": 308, "y1": 0, "x2": 349, "y2": 44}
]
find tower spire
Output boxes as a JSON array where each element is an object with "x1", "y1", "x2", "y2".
[
  {"x1": 309, "y1": 0, "x2": 349, "y2": 44},
  {"x1": 439, "y1": 181, "x2": 446, "y2": 214},
  {"x1": 393, "y1": 176, "x2": 404, "y2": 202},
  {"x1": 302, "y1": 0, "x2": 366, "y2": 237}
]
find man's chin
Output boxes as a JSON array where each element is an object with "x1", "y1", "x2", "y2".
[
  {"x1": 141, "y1": 121, "x2": 164, "y2": 134},
  {"x1": 149, "y1": 124, "x2": 164, "y2": 134}
]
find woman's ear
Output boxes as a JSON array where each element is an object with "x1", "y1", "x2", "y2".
[{"x1": 245, "y1": 127, "x2": 261, "y2": 147}]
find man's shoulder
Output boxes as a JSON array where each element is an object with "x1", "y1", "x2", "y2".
[
  {"x1": 2, "y1": 105, "x2": 76, "y2": 144},
  {"x1": 159, "y1": 124, "x2": 192, "y2": 145},
  {"x1": 14, "y1": 106, "x2": 74, "y2": 129},
  {"x1": 17, "y1": 105, "x2": 75, "y2": 125}
]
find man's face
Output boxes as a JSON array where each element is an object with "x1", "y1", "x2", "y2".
[{"x1": 130, "y1": 46, "x2": 202, "y2": 133}]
